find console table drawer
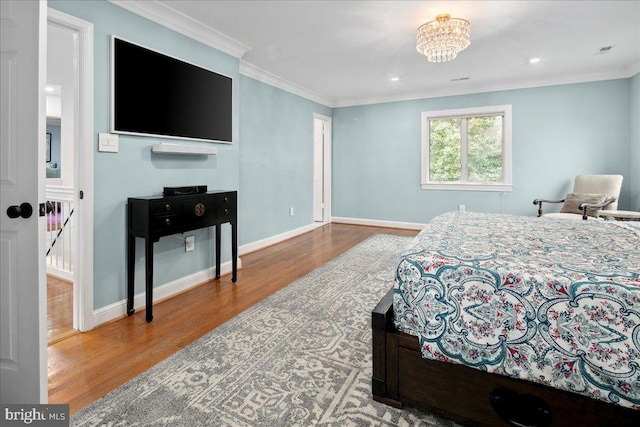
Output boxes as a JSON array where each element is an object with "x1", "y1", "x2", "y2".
[
  {"x1": 216, "y1": 193, "x2": 234, "y2": 206},
  {"x1": 129, "y1": 191, "x2": 238, "y2": 239},
  {"x1": 151, "y1": 200, "x2": 183, "y2": 215},
  {"x1": 217, "y1": 205, "x2": 233, "y2": 215},
  {"x1": 183, "y1": 198, "x2": 216, "y2": 221},
  {"x1": 151, "y1": 214, "x2": 182, "y2": 230}
]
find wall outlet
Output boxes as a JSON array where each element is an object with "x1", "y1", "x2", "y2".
[
  {"x1": 289, "y1": 207, "x2": 294, "y2": 216},
  {"x1": 185, "y1": 235, "x2": 195, "y2": 252},
  {"x1": 458, "y1": 204, "x2": 466, "y2": 212}
]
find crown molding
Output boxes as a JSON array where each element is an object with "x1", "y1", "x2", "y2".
[
  {"x1": 628, "y1": 59, "x2": 640, "y2": 77},
  {"x1": 334, "y1": 68, "x2": 638, "y2": 108},
  {"x1": 107, "y1": 1, "x2": 638, "y2": 109},
  {"x1": 239, "y1": 61, "x2": 335, "y2": 108},
  {"x1": 108, "y1": 0, "x2": 250, "y2": 59}
]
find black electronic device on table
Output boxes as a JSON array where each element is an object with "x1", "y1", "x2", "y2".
[
  {"x1": 163, "y1": 185, "x2": 207, "y2": 197},
  {"x1": 126, "y1": 190, "x2": 237, "y2": 322}
]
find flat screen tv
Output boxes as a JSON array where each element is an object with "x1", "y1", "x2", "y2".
[{"x1": 111, "y1": 37, "x2": 232, "y2": 143}]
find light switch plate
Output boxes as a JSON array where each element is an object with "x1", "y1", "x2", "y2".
[{"x1": 98, "y1": 133, "x2": 119, "y2": 153}]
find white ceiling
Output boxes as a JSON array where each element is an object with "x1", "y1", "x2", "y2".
[{"x1": 122, "y1": 1, "x2": 640, "y2": 107}]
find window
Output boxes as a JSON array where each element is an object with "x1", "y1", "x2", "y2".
[{"x1": 421, "y1": 105, "x2": 512, "y2": 191}]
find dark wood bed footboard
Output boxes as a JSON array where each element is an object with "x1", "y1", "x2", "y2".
[{"x1": 371, "y1": 288, "x2": 640, "y2": 427}]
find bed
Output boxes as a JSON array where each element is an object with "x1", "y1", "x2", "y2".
[{"x1": 372, "y1": 212, "x2": 640, "y2": 426}]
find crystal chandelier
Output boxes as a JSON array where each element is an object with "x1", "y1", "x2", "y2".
[{"x1": 416, "y1": 14, "x2": 471, "y2": 63}]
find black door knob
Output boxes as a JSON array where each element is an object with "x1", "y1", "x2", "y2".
[{"x1": 7, "y1": 202, "x2": 33, "y2": 219}]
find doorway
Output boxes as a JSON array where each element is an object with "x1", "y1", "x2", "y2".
[
  {"x1": 313, "y1": 114, "x2": 331, "y2": 224},
  {"x1": 46, "y1": 8, "x2": 95, "y2": 340}
]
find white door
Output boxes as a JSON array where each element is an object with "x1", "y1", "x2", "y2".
[
  {"x1": 0, "y1": 0, "x2": 48, "y2": 403},
  {"x1": 313, "y1": 118, "x2": 324, "y2": 222},
  {"x1": 313, "y1": 114, "x2": 331, "y2": 224}
]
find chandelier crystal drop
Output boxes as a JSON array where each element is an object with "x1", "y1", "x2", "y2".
[{"x1": 416, "y1": 14, "x2": 471, "y2": 63}]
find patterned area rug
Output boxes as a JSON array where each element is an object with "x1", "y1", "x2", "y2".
[{"x1": 72, "y1": 235, "x2": 456, "y2": 426}]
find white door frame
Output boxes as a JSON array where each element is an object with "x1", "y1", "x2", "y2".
[
  {"x1": 313, "y1": 113, "x2": 331, "y2": 224},
  {"x1": 47, "y1": 8, "x2": 94, "y2": 332}
]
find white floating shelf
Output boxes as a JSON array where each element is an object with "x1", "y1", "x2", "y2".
[{"x1": 151, "y1": 143, "x2": 217, "y2": 155}]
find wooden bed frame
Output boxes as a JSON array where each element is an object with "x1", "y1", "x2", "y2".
[{"x1": 372, "y1": 288, "x2": 640, "y2": 427}]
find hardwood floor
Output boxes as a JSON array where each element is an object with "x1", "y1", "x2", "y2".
[
  {"x1": 47, "y1": 275, "x2": 77, "y2": 344},
  {"x1": 47, "y1": 223, "x2": 417, "y2": 414}
]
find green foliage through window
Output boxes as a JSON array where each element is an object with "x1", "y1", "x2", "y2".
[
  {"x1": 428, "y1": 115, "x2": 503, "y2": 183},
  {"x1": 429, "y1": 119, "x2": 461, "y2": 182}
]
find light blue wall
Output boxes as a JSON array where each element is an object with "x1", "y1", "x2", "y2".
[
  {"x1": 49, "y1": 0, "x2": 333, "y2": 311},
  {"x1": 47, "y1": 0, "x2": 639, "y2": 313},
  {"x1": 239, "y1": 76, "x2": 331, "y2": 244},
  {"x1": 50, "y1": 1, "x2": 240, "y2": 309},
  {"x1": 630, "y1": 72, "x2": 640, "y2": 210},
  {"x1": 333, "y1": 79, "x2": 633, "y2": 223}
]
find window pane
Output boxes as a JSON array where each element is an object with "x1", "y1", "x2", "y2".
[
  {"x1": 467, "y1": 116, "x2": 503, "y2": 182},
  {"x1": 429, "y1": 118, "x2": 461, "y2": 182}
]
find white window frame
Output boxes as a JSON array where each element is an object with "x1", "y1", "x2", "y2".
[{"x1": 421, "y1": 105, "x2": 512, "y2": 192}]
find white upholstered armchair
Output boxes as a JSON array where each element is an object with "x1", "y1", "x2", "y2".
[{"x1": 533, "y1": 174, "x2": 623, "y2": 220}]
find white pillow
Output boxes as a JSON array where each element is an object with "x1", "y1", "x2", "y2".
[{"x1": 560, "y1": 192, "x2": 606, "y2": 216}]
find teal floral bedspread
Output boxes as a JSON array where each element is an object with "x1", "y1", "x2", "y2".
[{"x1": 393, "y1": 212, "x2": 640, "y2": 409}]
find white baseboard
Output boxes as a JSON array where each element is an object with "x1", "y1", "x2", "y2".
[
  {"x1": 93, "y1": 258, "x2": 241, "y2": 326},
  {"x1": 93, "y1": 222, "x2": 323, "y2": 327},
  {"x1": 238, "y1": 222, "x2": 320, "y2": 255},
  {"x1": 331, "y1": 216, "x2": 426, "y2": 230},
  {"x1": 46, "y1": 266, "x2": 73, "y2": 282},
  {"x1": 92, "y1": 218, "x2": 418, "y2": 327}
]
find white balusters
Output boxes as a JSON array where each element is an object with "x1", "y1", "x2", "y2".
[{"x1": 45, "y1": 194, "x2": 74, "y2": 280}]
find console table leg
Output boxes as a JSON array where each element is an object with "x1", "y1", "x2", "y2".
[
  {"x1": 215, "y1": 223, "x2": 221, "y2": 279},
  {"x1": 145, "y1": 238, "x2": 154, "y2": 322},
  {"x1": 126, "y1": 233, "x2": 135, "y2": 316},
  {"x1": 231, "y1": 222, "x2": 237, "y2": 283}
]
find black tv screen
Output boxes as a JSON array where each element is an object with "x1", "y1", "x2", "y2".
[{"x1": 111, "y1": 37, "x2": 232, "y2": 143}]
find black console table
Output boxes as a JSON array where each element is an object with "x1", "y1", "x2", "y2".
[{"x1": 127, "y1": 190, "x2": 237, "y2": 322}]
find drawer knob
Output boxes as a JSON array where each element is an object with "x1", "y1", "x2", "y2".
[
  {"x1": 165, "y1": 204, "x2": 171, "y2": 211},
  {"x1": 224, "y1": 208, "x2": 229, "y2": 215},
  {"x1": 224, "y1": 197, "x2": 229, "y2": 203},
  {"x1": 165, "y1": 218, "x2": 171, "y2": 226}
]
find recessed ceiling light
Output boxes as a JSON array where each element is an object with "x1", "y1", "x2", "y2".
[
  {"x1": 390, "y1": 77, "x2": 400, "y2": 82},
  {"x1": 45, "y1": 86, "x2": 55, "y2": 92},
  {"x1": 529, "y1": 57, "x2": 541, "y2": 64}
]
